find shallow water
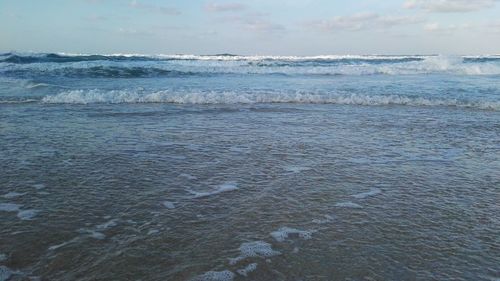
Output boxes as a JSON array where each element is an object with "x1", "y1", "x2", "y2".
[{"x1": 0, "y1": 53, "x2": 499, "y2": 280}]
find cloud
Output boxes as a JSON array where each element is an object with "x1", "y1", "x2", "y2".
[
  {"x1": 424, "y1": 21, "x2": 500, "y2": 35},
  {"x1": 305, "y1": 13, "x2": 423, "y2": 31},
  {"x1": 404, "y1": 0, "x2": 498, "y2": 13},
  {"x1": 117, "y1": 27, "x2": 154, "y2": 36},
  {"x1": 129, "y1": 0, "x2": 180, "y2": 15},
  {"x1": 241, "y1": 19, "x2": 285, "y2": 32},
  {"x1": 218, "y1": 14, "x2": 285, "y2": 33},
  {"x1": 423, "y1": 22, "x2": 474, "y2": 34},
  {"x1": 204, "y1": 2, "x2": 247, "y2": 12},
  {"x1": 206, "y1": 4, "x2": 284, "y2": 34}
]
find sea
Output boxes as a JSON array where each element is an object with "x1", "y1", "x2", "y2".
[{"x1": 0, "y1": 53, "x2": 499, "y2": 281}]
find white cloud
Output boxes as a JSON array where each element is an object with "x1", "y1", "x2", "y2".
[
  {"x1": 305, "y1": 13, "x2": 423, "y2": 31},
  {"x1": 424, "y1": 22, "x2": 473, "y2": 34},
  {"x1": 206, "y1": 4, "x2": 283, "y2": 33},
  {"x1": 129, "y1": 0, "x2": 180, "y2": 15},
  {"x1": 404, "y1": 0, "x2": 498, "y2": 13},
  {"x1": 242, "y1": 20, "x2": 285, "y2": 32},
  {"x1": 204, "y1": 2, "x2": 246, "y2": 12},
  {"x1": 424, "y1": 21, "x2": 500, "y2": 35},
  {"x1": 217, "y1": 14, "x2": 285, "y2": 33}
]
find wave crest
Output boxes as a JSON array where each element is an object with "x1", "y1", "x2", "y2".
[
  {"x1": 2, "y1": 55, "x2": 500, "y2": 76},
  {"x1": 40, "y1": 89, "x2": 500, "y2": 110}
]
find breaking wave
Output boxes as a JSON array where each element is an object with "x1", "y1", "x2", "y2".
[
  {"x1": 0, "y1": 53, "x2": 428, "y2": 64},
  {"x1": 39, "y1": 89, "x2": 500, "y2": 110},
  {"x1": 1, "y1": 54, "x2": 500, "y2": 77}
]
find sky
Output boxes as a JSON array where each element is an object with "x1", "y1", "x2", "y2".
[{"x1": 1, "y1": 0, "x2": 499, "y2": 55}]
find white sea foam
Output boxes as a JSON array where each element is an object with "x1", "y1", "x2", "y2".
[
  {"x1": 48, "y1": 236, "x2": 81, "y2": 251},
  {"x1": 335, "y1": 202, "x2": 363, "y2": 208},
  {"x1": 89, "y1": 231, "x2": 106, "y2": 240},
  {"x1": 0, "y1": 203, "x2": 22, "y2": 212},
  {"x1": 270, "y1": 227, "x2": 314, "y2": 242},
  {"x1": 179, "y1": 173, "x2": 198, "y2": 180},
  {"x1": 32, "y1": 183, "x2": 45, "y2": 190},
  {"x1": 48, "y1": 241, "x2": 71, "y2": 251},
  {"x1": 191, "y1": 270, "x2": 235, "y2": 281},
  {"x1": 283, "y1": 166, "x2": 311, "y2": 173},
  {"x1": 147, "y1": 229, "x2": 159, "y2": 235},
  {"x1": 40, "y1": 89, "x2": 500, "y2": 111},
  {"x1": 17, "y1": 209, "x2": 39, "y2": 220},
  {"x1": 312, "y1": 214, "x2": 335, "y2": 224},
  {"x1": 236, "y1": 263, "x2": 257, "y2": 277},
  {"x1": 351, "y1": 188, "x2": 382, "y2": 199},
  {"x1": 0, "y1": 266, "x2": 13, "y2": 281},
  {"x1": 162, "y1": 201, "x2": 175, "y2": 209},
  {"x1": 76, "y1": 220, "x2": 117, "y2": 240},
  {"x1": 229, "y1": 241, "x2": 281, "y2": 265},
  {"x1": 96, "y1": 219, "x2": 118, "y2": 230},
  {"x1": 166, "y1": 155, "x2": 186, "y2": 160},
  {"x1": 189, "y1": 182, "x2": 238, "y2": 198},
  {"x1": 2, "y1": 192, "x2": 26, "y2": 199},
  {"x1": 0, "y1": 253, "x2": 6, "y2": 262}
]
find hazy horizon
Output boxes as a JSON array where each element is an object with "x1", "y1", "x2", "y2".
[{"x1": 2, "y1": 51, "x2": 500, "y2": 56}]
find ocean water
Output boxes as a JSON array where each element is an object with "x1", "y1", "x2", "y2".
[{"x1": 0, "y1": 53, "x2": 499, "y2": 280}]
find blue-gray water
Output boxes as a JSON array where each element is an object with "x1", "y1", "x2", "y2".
[{"x1": 0, "y1": 53, "x2": 499, "y2": 281}]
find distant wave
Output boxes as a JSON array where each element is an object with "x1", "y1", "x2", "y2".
[
  {"x1": 2, "y1": 54, "x2": 500, "y2": 77},
  {"x1": 463, "y1": 56, "x2": 500, "y2": 63},
  {"x1": 0, "y1": 53, "x2": 161, "y2": 64},
  {"x1": 38, "y1": 89, "x2": 500, "y2": 110},
  {"x1": 0, "y1": 98, "x2": 38, "y2": 104},
  {"x1": 3, "y1": 67, "x2": 200, "y2": 78},
  {"x1": 2, "y1": 52, "x2": 500, "y2": 63},
  {"x1": 0, "y1": 53, "x2": 429, "y2": 64}
]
